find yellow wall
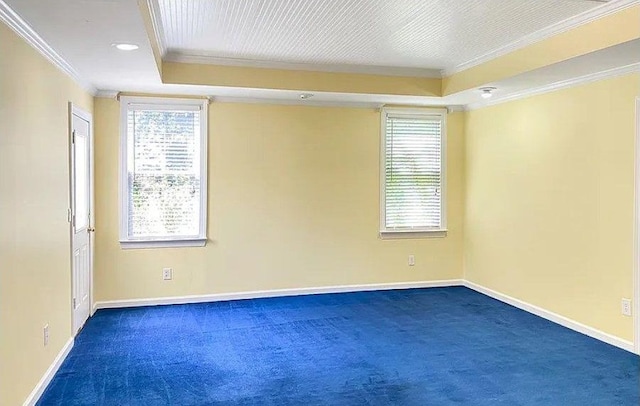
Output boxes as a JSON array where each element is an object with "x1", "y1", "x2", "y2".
[
  {"x1": 464, "y1": 74, "x2": 639, "y2": 341},
  {"x1": 94, "y1": 101, "x2": 465, "y2": 301},
  {"x1": 2, "y1": 5, "x2": 637, "y2": 403},
  {"x1": 0, "y1": 23, "x2": 94, "y2": 406},
  {"x1": 443, "y1": 5, "x2": 640, "y2": 95},
  {"x1": 162, "y1": 62, "x2": 442, "y2": 97}
]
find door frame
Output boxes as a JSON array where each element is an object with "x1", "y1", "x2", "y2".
[
  {"x1": 69, "y1": 102, "x2": 95, "y2": 336},
  {"x1": 634, "y1": 97, "x2": 640, "y2": 354}
]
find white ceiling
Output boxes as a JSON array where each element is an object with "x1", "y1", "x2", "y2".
[
  {"x1": 3, "y1": 0, "x2": 159, "y2": 91},
  {"x1": 464, "y1": 38, "x2": 640, "y2": 108},
  {"x1": 3, "y1": 0, "x2": 634, "y2": 108},
  {"x1": 88, "y1": 39, "x2": 639, "y2": 111},
  {"x1": 156, "y1": 0, "x2": 600, "y2": 72}
]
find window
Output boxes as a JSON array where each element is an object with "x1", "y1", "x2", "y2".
[
  {"x1": 119, "y1": 97, "x2": 208, "y2": 248},
  {"x1": 380, "y1": 108, "x2": 446, "y2": 238}
]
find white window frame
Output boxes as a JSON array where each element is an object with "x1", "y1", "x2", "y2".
[
  {"x1": 119, "y1": 96, "x2": 208, "y2": 249},
  {"x1": 380, "y1": 107, "x2": 447, "y2": 239}
]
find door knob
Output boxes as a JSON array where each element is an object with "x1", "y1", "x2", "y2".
[{"x1": 87, "y1": 227, "x2": 95, "y2": 233}]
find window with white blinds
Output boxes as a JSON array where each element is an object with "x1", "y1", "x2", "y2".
[
  {"x1": 119, "y1": 97, "x2": 208, "y2": 248},
  {"x1": 381, "y1": 108, "x2": 446, "y2": 236}
]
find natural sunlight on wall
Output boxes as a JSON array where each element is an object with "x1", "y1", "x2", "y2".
[
  {"x1": 464, "y1": 73, "x2": 639, "y2": 341},
  {"x1": 93, "y1": 101, "x2": 465, "y2": 302},
  {"x1": 0, "y1": 23, "x2": 93, "y2": 406}
]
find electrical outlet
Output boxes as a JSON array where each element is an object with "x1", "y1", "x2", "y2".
[
  {"x1": 162, "y1": 268, "x2": 173, "y2": 281},
  {"x1": 43, "y1": 324, "x2": 49, "y2": 346},
  {"x1": 408, "y1": 255, "x2": 415, "y2": 266},
  {"x1": 621, "y1": 298, "x2": 632, "y2": 316}
]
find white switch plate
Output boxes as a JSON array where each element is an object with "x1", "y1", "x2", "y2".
[
  {"x1": 408, "y1": 255, "x2": 415, "y2": 266},
  {"x1": 162, "y1": 268, "x2": 173, "y2": 280},
  {"x1": 622, "y1": 298, "x2": 632, "y2": 316},
  {"x1": 43, "y1": 324, "x2": 49, "y2": 346}
]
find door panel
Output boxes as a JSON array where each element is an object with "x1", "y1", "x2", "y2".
[
  {"x1": 74, "y1": 133, "x2": 89, "y2": 230},
  {"x1": 71, "y1": 110, "x2": 92, "y2": 335}
]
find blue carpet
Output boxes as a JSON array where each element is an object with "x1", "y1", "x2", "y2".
[{"x1": 37, "y1": 287, "x2": 639, "y2": 405}]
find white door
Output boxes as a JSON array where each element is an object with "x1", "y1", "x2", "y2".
[
  {"x1": 635, "y1": 97, "x2": 640, "y2": 355},
  {"x1": 71, "y1": 105, "x2": 93, "y2": 335}
]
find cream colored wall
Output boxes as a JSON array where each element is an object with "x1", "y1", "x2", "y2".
[
  {"x1": 0, "y1": 23, "x2": 94, "y2": 406},
  {"x1": 94, "y1": 101, "x2": 465, "y2": 301},
  {"x1": 162, "y1": 62, "x2": 442, "y2": 97},
  {"x1": 464, "y1": 74, "x2": 639, "y2": 341},
  {"x1": 0, "y1": 4, "x2": 636, "y2": 404},
  {"x1": 443, "y1": 5, "x2": 640, "y2": 95}
]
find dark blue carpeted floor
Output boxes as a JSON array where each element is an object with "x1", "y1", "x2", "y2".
[{"x1": 38, "y1": 287, "x2": 639, "y2": 405}]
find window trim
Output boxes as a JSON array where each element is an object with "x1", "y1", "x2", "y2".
[
  {"x1": 119, "y1": 96, "x2": 208, "y2": 249},
  {"x1": 379, "y1": 107, "x2": 447, "y2": 238}
]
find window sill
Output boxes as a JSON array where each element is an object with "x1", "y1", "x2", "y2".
[
  {"x1": 379, "y1": 230, "x2": 447, "y2": 240},
  {"x1": 120, "y1": 238, "x2": 207, "y2": 249}
]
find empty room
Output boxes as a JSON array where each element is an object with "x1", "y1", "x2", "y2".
[{"x1": 1, "y1": 0, "x2": 639, "y2": 404}]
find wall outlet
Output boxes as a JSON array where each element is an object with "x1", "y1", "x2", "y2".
[
  {"x1": 162, "y1": 268, "x2": 173, "y2": 281},
  {"x1": 408, "y1": 255, "x2": 415, "y2": 266},
  {"x1": 43, "y1": 324, "x2": 49, "y2": 346},
  {"x1": 621, "y1": 298, "x2": 632, "y2": 316}
]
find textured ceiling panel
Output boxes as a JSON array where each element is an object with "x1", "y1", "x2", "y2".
[{"x1": 156, "y1": 0, "x2": 601, "y2": 71}]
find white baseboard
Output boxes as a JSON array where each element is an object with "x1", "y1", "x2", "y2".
[
  {"x1": 464, "y1": 280, "x2": 636, "y2": 354},
  {"x1": 94, "y1": 279, "x2": 464, "y2": 310},
  {"x1": 24, "y1": 279, "x2": 636, "y2": 406},
  {"x1": 94, "y1": 279, "x2": 636, "y2": 354},
  {"x1": 23, "y1": 337, "x2": 74, "y2": 406}
]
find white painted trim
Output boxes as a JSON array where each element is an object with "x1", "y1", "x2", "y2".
[
  {"x1": 119, "y1": 238, "x2": 207, "y2": 249},
  {"x1": 22, "y1": 338, "x2": 74, "y2": 406},
  {"x1": 214, "y1": 96, "x2": 385, "y2": 109},
  {"x1": 69, "y1": 103, "x2": 95, "y2": 331},
  {"x1": 95, "y1": 89, "x2": 119, "y2": 99},
  {"x1": 0, "y1": 0, "x2": 95, "y2": 94},
  {"x1": 92, "y1": 278, "x2": 636, "y2": 354},
  {"x1": 443, "y1": 0, "x2": 640, "y2": 76},
  {"x1": 446, "y1": 106, "x2": 466, "y2": 113},
  {"x1": 634, "y1": 96, "x2": 640, "y2": 354},
  {"x1": 102, "y1": 95, "x2": 463, "y2": 111},
  {"x1": 464, "y1": 280, "x2": 636, "y2": 353},
  {"x1": 118, "y1": 96, "x2": 208, "y2": 247},
  {"x1": 379, "y1": 108, "x2": 447, "y2": 235},
  {"x1": 379, "y1": 230, "x2": 447, "y2": 239},
  {"x1": 467, "y1": 63, "x2": 640, "y2": 110},
  {"x1": 71, "y1": 104, "x2": 92, "y2": 123},
  {"x1": 165, "y1": 52, "x2": 442, "y2": 78},
  {"x1": 94, "y1": 280, "x2": 464, "y2": 309},
  {"x1": 146, "y1": 0, "x2": 166, "y2": 57}
]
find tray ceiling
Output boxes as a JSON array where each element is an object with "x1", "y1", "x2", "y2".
[{"x1": 156, "y1": 0, "x2": 600, "y2": 71}]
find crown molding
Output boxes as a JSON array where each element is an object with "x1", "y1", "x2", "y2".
[
  {"x1": 213, "y1": 96, "x2": 385, "y2": 109},
  {"x1": 95, "y1": 89, "x2": 119, "y2": 98},
  {"x1": 147, "y1": 0, "x2": 166, "y2": 57},
  {"x1": 443, "y1": 0, "x2": 640, "y2": 77},
  {"x1": 446, "y1": 105, "x2": 466, "y2": 113},
  {"x1": 164, "y1": 52, "x2": 443, "y2": 79},
  {"x1": 467, "y1": 62, "x2": 640, "y2": 110},
  {"x1": 212, "y1": 96, "x2": 466, "y2": 111},
  {"x1": 0, "y1": 0, "x2": 95, "y2": 94}
]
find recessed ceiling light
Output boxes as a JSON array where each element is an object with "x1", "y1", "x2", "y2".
[
  {"x1": 479, "y1": 87, "x2": 497, "y2": 99},
  {"x1": 113, "y1": 43, "x2": 139, "y2": 51},
  {"x1": 299, "y1": 93, "x2": 314, "y2": 100}
]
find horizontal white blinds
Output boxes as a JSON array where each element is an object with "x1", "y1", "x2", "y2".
[
  {"x1": 384, "y1": 114, "x2": 443, "y2": 230},
  {"x1": 126, "y1": 109, "x2": 202, "y2": 239}
]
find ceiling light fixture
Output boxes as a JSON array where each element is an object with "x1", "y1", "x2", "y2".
[
  {"x1": 479, "y1": 87, "x2": 496, "y2": 99},
  {"x1": 299, "y1": 93, "x2": 314, "y2": 100},
  {"x1": 113, "y1": 43, "x2": 139, "y2": 51}
]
